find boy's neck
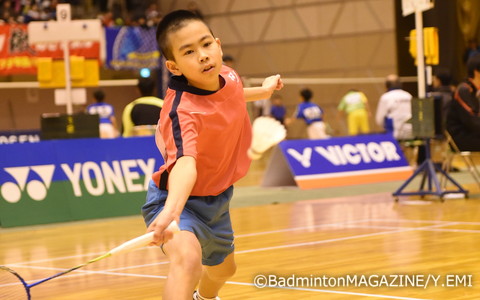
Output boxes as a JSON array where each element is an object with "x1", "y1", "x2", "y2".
[{"x1": 187, "y1": 75, "x2": 224, "y2": 91}]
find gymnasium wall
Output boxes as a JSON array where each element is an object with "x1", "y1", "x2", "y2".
[
  {"x1": 170, "y1": 0, "x2": 398, "y2": 136},
  {"x1": 0, "y1": 0, "x2": 397, "y2": 136}
]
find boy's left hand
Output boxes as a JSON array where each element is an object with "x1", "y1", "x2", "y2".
[{"x1": 262, "y1": 74, "x2": 284, "y2": 93}]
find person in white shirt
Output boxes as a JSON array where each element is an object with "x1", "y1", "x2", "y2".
[{"x1": 375, "y1": 74, "x2": 413, "y2": 140}]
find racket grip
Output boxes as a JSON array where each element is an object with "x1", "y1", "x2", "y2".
[{"x1": 109, "y1": 221, "x2": 180, "y2": 256}]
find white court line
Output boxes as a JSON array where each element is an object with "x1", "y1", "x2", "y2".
[
  {"x1": 3, "y1": 265, "x2": 431, "y2": 300},
  {"x1": 235, "y1": 218, "x2": 373, "y2": 238},
  {"x1": 7, "y1": 218, "x2": 371, "y2": 266},
  {"x1": 225, "y1": 282, "x2": 431, "y2": 300},
  {"x1": 369, "y1": 219, "x2": 480, "y2": 225},
  {"x1": 8, "y1": 217, "x2": 479, "y2": 266},
  {"x1": 345, "y1": 223, "x2": 480, "y2": 234},
  {"x1": 3, "y1": 220, "x2": 464, "y2": 300},
  {"x1": 236, "y1": 223, "x2": 453, "y2": 255}
]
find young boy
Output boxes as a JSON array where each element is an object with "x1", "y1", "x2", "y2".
[{"x1": 141, "y1": 10, "x2": 283, "y2": 300}]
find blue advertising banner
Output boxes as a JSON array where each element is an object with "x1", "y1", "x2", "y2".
[
  {"x1": 275, "y1": 133, "x2": 413, "y2": 189},
  {"x1": 0, "y1": 130, "x2": 41, "y2": 144},
  {"x1": 0, "y1": 136, "x2": 163, "y2": 227},
  {"x1": 105, "y1": 26, "x2": 160, "y2": 70}
]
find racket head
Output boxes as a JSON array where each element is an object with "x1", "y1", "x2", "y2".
[{"x1": 0, "y1": 266, "x2": 31, "y2": 300}]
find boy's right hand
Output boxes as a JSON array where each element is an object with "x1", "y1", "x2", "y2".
[{"x1": 147, "y1": 211, "x2": 180, "y2": 246}]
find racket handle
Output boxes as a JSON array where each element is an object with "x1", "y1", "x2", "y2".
[{"x1": 109, "y1": 221, "x2": 180, "y2": 256}]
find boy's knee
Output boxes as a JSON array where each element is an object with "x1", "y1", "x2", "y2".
[{"x1": 169, "y1": 246, "x2": 203, "y2": 276}]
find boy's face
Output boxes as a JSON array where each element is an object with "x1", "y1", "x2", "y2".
[{"x1": 165, "y1": 20, "x2": 223, "y2": 91}]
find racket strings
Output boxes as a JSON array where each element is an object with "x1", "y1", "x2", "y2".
[{"x1": 0, "y1": 267, "x2": 29, "y2": 300}]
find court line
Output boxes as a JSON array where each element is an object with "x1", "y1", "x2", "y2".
[
  {"x1": 234, "y1": 218, "x2": 373, "y2": 237},
  {"x1": 370, "y1": 218, "x2": 480, "y2": 225},
  {"x1": 8, "y1": 217, "x2": 478, "y2": 266},
  {"x1": 343, "y1": 223, "x2": 480, "y2": 233},
  {"x1": 6, "y1": 223, "x2": 454, "y2": 274},
  {"x1": 236, "y1": 223, "x2": 455, "y2": 254},
  {"x1": 2, "y1": 265, "x2": 431, "y2": 300},
  {"x1": 225, "y1": 281, "x2": 431, "y2": 300},
  {"x1": 6, "y1": 218, "x2": 371, "y2": 266},
  {"x1": 2, "y1": 221, "x2": 458, "y2": 300}
]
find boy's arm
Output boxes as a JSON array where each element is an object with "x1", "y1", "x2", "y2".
[
  {"x1": 147, "y1": 155, "x2": 197, "y2": 245},
  {"x1": 244, "y1": 74, "x2": 284, "y2": 102}
]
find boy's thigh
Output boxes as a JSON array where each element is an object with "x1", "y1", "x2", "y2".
[{"x1": 163, "y1": 230, "x2": 202, "y2": 263}]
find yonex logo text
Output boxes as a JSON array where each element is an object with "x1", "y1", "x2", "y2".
[{"x1": 1, "y1": 159, "x2": 156, "y2": 203}]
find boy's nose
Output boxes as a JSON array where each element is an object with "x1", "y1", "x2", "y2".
[{"x1": 198, "y1": 50, "x2": 209, "y2": 62}]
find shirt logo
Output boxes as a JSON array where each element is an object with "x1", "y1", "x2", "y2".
[{"x1": 228, "y1": 71, "x2": 239, "y2": 83}]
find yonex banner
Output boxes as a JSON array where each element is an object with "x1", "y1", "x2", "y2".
[
  {"x1": 0, "y1": 136, "x2": 162, "y2": 227},
  {"x1": 263, "y1": 133, "x2": 413, "y2": 189},
  {"x1": 0, "y1": 130, "x2": 41, "y2": 144}
]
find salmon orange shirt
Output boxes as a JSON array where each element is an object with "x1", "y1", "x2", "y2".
[{"x1": 152, "y1": 65, "x2": 252, "y2": 196}]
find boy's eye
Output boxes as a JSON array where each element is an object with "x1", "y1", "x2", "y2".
[
  {"x1": 204, "y1": 41, "x2": 212, "y2": 47},
  {"x1": 184, "y1": 50, "x2": 194, "y2": 55}
]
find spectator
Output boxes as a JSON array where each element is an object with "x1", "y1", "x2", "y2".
[
  {"x1": 222, "y1": 54, "x2": 235, "y2": 68},
  {"x1": 145, "y1": 2, "x2": 160, "y2": 27},
  {"x1": 446, "y1": 53, "x2": 480, "y2": 151},
  {"x1": 429, "y1": 68, "x2": 453, "y2": 132},
  {"x1": 86, "y1": 89, "x2": 119, "y2": 139},
  {"x1": 122, "y1": 77, "x2": 164, "y2": 137},
  {"x1": 288, "y1": 88, "x2": 329, "y2": 139},
  {"x1": 337, "y1": 89, "x2": 371, "y2": 135},
  {"x1": 463, "y1": 39, "x2": 480, "y2": 65},
  {"x1": 375, "y1": 74, "x2": 413, "y2": 140},
  {"x1": 270, "y1": 93, "x2": 287, "y2": 124}
]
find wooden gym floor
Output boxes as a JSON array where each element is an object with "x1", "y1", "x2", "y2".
[{"x1": 1, "y1": 178, "x2": 479, "y2": 299}]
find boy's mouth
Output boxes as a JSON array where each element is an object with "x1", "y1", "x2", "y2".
[{"x1": 203, "y1": 64, "x2": 214, "y2": 73}]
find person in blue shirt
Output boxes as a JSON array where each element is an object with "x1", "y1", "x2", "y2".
[
  {"x1": 288, "y1": 88, "x2": 329, "y2": 139},
  {"x1": 269, "y1": 93, "x2": 286, "y2": 124},
  {"x1": 86, "y1": 89, "x2": 119, "y2": 138}
]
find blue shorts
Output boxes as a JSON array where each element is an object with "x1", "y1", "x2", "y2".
[{"x1": 142, "y1": 180, "x2": 235, "y2": 266}]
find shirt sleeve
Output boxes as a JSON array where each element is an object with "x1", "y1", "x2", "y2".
[{"x1": 162, "y1": 109, "x2": 198, "y2": 173}]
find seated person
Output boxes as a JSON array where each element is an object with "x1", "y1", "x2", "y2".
[
  {"x1": 122, "y1": 77, "x2": 164, "y2": 137},
  {"x1": 446, "y1": 53, "x2": 480, "y2": 151}
]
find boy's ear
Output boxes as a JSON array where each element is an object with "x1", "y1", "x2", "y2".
[
  {"x1": 165, "y1": 60, "x2": 182, "y2": 76},
  {"x1": 216, "y1": 38, "x2": 223, "y2": 57}
]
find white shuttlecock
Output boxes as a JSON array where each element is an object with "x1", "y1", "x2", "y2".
[{"x1": 247, "y1": 116, "x2": 287, "y2": 160}]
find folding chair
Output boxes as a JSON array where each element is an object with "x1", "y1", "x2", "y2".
[{"x1": 442, "y1": 131, "x2": 480, "y2": 188}]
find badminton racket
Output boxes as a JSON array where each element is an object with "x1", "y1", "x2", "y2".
[{"x1": 0, "y1": 220, "x2": 179, "y2": 299}]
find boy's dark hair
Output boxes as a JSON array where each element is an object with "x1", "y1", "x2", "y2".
[
  {"x1": 156, "y1": 10, "x2": 212, "y2": 61},
  {"x1": 93, "y1": 89, "x2": 105, "y2": 102},
  {"x1": 137, "y1": 77, "x2": 155, "y2": 96},
  {"x1": 300, "y1": 88, "x2": 313, "y2": 102},
  {"x1": 467, "y1": 53, "x2": 480, "y2": 78}
]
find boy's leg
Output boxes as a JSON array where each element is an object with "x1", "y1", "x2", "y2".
[
  {"x1": 197, "y1": 252, "x2": 237, "y2": 298},
  {"x1": 162, "y1": 230, "x2": 203, "y2": 300}
]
